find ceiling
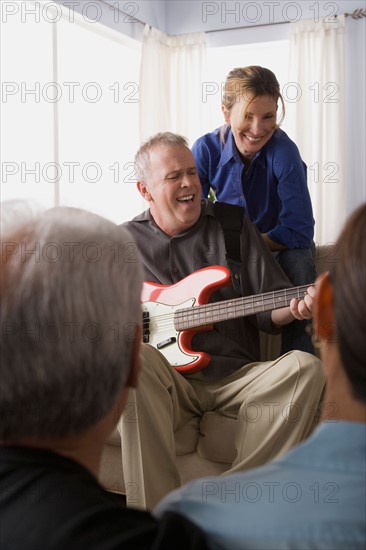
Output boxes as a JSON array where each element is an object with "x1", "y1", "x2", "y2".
[{"x1": 102, "y1": 0, "x2": 366, "y2": 35}]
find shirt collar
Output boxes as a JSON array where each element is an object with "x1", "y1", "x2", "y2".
[
  {"x1": 218, "y1": 127, "x2": 239, "y2": 167},
  {"x1": 218, "y1": 126, "x2": 265, "y2": 168},
  {"x1": 130, "y1": 200, "x2": 211, "y2": 235},
  {"x1": 131, "y1": 208, "x2": 152, "y2": 223}
]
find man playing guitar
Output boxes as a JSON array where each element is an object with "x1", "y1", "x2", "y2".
[{"x1": 119, "y1": 132, "x2": 325, "y2": 510}]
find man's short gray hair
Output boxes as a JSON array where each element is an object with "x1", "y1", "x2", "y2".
[
  {"x1": 0, "y1": 203, "x2": 143, "y2": 440},
  {"x1": 134, "y1": 132, "x2": 189, "y2": 182}
]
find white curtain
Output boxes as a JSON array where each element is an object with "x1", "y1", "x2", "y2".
[
  {"x1": 139, "y1": 25, "x2": 206, "y2": 145},
  {"x1": 288, "y1": 16, "x2": 346, "y2": 245}
]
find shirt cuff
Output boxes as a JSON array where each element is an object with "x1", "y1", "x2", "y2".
[{"x1": 267, "y1": 226, "x2": 299, "y2": 249}]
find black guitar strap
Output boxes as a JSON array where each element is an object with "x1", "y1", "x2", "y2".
[
  {"x1": 213, "y1": 201, "x2": 243, "y2": 263},
  {"x1": 213, "y1": 202, "x2": 244, "y2": 295}
]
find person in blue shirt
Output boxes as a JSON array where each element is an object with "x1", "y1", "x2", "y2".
[
  {"x1": 192, "y1": 66, "x2": 316, "y2": 354},
  {"x1": 155, "y1": 203, "x2": 366, "y2": 550}
]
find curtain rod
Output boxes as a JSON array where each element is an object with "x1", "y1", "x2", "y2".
[
  {"x1": 99, "y1": 2, "x2": 365, "y2": 35},
  {"x1": 345, "y1": 8, "x2": 366, "y2": 18},
  {"x1": 204, "y1": 8, "x2": 366, "y2": 34},
  {"x1": 204, "y1": 20, "x2": 288, "y2": 34}
]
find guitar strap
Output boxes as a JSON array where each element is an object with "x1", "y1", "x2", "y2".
[{"x1": 213, "y1": 202, "x2": 244, "y2": 294}]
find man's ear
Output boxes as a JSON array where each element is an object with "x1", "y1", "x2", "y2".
[
  {"x1": 314, "y1": 272, "x2": 335, "y2": 342},
  {"x1": 222, "y1": 104, "x2": 231, "y2": 125},
  {"x1": 137, "y1": 181, "x2": 152, "y2": 201},
  {"x1": 125, "y1": 325, "x2": 141, "y2": 388}
]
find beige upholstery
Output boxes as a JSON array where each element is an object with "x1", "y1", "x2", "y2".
[{"x1": 99, "y1": 244, "x2": 336, "y2": 494}]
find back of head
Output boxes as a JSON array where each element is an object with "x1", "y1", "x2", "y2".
[
  {"x1": 0, "y1": 203, "x2": 143, "y2": 440},
  {"x1": 332, "y1": 203, "x2": 366, "y2": 402}
]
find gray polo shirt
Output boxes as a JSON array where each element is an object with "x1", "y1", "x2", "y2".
[{"x1": 123, "y1": 200, "x2": 291, "y2": 381}]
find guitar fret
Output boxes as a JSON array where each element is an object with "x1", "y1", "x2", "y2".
[{"x1": 175, "y1": 284, "x2": 310, "y2": 331}]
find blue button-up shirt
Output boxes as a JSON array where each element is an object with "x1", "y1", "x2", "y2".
[
  {"x1": 155, "y1": 421, "x2": 366, "y2": 549},
  {"x1": 192, "y1": 127, "x2": 315, "y2": 249}
]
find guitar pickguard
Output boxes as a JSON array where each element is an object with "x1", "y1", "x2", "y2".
[{"x1": 142, "y1": 299, "x2": 198, "y2": 366}]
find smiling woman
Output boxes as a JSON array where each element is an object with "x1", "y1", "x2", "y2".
[{"x1": 192, "y1": 65, "x2": 316, "y2": 355}]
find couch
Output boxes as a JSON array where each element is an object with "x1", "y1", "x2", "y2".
[{"x1": 98, "y1": 244, "x2": 337, "y2": 495}]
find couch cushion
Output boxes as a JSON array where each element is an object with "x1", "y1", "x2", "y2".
[
  {"x1": 174, "y1": 415, "x2": 200, "y2": 455},
  {"x1": 106, "y1": 427, "x2": 121, "y2": 446},
  {"x1": 176, "y1": 452, "x2": 228, "y2": 485},
  {"x1": 100, "y1": 441, "x2": 125, "y2": 494},
  {"x1": 197, "y1": 411, "x2": 238, "y2": 463},
  {"x1": 314, "y1": 244, "x2": 338, "y2": 276}
]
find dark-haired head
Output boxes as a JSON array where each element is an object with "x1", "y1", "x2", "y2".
[
  {"x1": 316, "y1": 204, "x2": 366, "y2": 404},
  {"x1": 332, "y1": 204, "x2": 366, "y2": 402}
]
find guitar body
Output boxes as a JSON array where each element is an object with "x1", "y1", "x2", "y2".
[
  {"x1": 142, "y1": 266, "x2": 231, "y2": 373},
  {"x1": 142, "y1": 265, "x2": 309, "y2": 374}
]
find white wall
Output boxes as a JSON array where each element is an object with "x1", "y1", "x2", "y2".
[
  {"x1": 96, "y1": 1, "x2": 366, "y2": 38},
  {"x1": 59, "y1": 1, "x2": 366, "y2": 43},
  {"x1": 164, "y1": 0, "x2": 366, "y2": 35},
  {"x1": 345, "y1": 15, "x2": 366, "y2": 215}
]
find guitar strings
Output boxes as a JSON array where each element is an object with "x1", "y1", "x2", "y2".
[{"x1": 143, "y1": 285, "x2": 312, "y2": 330}]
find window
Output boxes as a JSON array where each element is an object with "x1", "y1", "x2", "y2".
[
  {"x1": 1, "y1": 1, "x2": 142, "y2": 223},
  {"x1": 1, "y1": 3, "x2": 55, "y2": 208}
]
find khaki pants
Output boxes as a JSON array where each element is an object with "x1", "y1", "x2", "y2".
[{"x1": 118, "y1": 344, "x2": 325, "y2": 510}]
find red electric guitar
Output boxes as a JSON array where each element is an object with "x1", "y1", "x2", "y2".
[{"x1": 142, "y1": 266, "x2": 312, "y2": 374}]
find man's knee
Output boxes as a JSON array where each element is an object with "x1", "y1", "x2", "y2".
[
  {"x1": 141, "y1": 342, "x2": 175, "y2": 367},
  {"x1": 140, "y1": 344, "x2": 173, "y2": 379}
]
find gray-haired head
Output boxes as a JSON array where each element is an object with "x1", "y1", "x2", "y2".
[
  {"x1": 0, "y1": 203, "x2": 143, "y2": 440},
  {"x1": 134, "y1": 132, "x2": 189, "y2": 182}
]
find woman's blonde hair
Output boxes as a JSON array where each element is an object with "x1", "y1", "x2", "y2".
[{"x1": 222, "y1": 66, "x2": 285, "y2": 128}]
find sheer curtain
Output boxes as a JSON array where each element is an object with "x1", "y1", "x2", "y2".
[
  {"x1": 287, "y1": 16, "x2": 346, "y2": 245},
  {"x1": 139, "y1": 25, "x2": 206, "y2": 145}
]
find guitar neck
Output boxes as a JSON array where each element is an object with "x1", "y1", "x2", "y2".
[{"x1": 174, "y1": 285, "x2": 311, "y2": 331}]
